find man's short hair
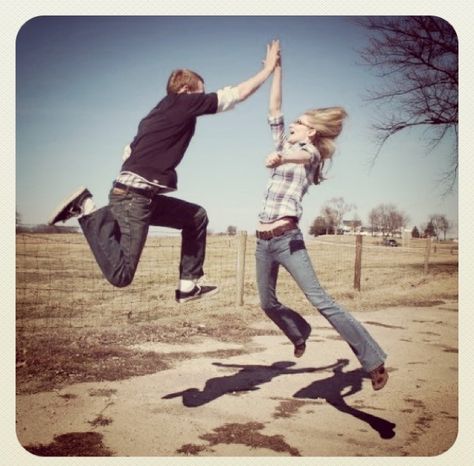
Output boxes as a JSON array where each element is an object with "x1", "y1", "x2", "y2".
[{"x1": 166, "y1": 69, "x2": 204, "y2": 94}]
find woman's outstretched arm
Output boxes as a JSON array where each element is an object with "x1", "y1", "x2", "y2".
[{"x1": 269, "y1": 54, "x2": 282, "y2": 117}]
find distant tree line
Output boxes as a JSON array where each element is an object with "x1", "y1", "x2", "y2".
[
  {"x1": 16, "y1": 210, "x2": 80, "y2": 234},
  {"x1": 367, "y1": 204, "x2": 409, "y2": 237},
  {"x1": 308, "y1": 199, "x2": 452, "y2": 240},
  {"x1": 16, "y1": 224, "x2": 80, "y2": 234},
  {"x1": 16, "y1": 210, "x2": 452, "y2": 240},
  {"x1": 309, "y1": 197, "x2": 355, "y2": 236},
  {"x1": 309, "y1": 198, "x2": 408, "y2": 237},
  {"x1": 417, "y1": 214, "x2": 450, "y2": 240}
]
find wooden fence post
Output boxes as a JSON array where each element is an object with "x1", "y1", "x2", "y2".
[
  {"x1": 353, "y1": 234, "x2": 363, "y2": 291},
  {"x1": 236, "y1": 231, "x2": 247, "y2": 306},
  {"x1": 424, "y1": 237, "x2": 432, "y2": 275}
]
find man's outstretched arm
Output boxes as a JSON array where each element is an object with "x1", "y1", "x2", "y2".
[
  {"x1": 237, "y1": 39, "x2": 280, "y2": 101},
  {"x1": 217, "y1": 39, "x2": 280, "y2": 112}
]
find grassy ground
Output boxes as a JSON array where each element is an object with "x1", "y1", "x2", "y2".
[{"x1": 16, "y1": 233, "x2": 458, "y2": 395}]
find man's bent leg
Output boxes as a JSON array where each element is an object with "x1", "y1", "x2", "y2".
[
  {"x1": 150, "y1": 195, "x2": 219, "y2": 302},
  {"x1": 79, "y1": 190, "x2": 151, "y2": 287},
  {"x1": 150, "y1": 195, "x2": 208, "y2": 279}
]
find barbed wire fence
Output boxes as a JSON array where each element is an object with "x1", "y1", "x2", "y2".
[{"x1": 16, "y1": 229, "x2": 458, "y2": 332}]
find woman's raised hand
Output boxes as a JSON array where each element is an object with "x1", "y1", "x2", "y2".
[{"x1": 263, "y1": 39, "x2": 281, "y2": 72}]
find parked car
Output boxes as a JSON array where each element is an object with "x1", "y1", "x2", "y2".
[{"x1": 383, "y1": 238, "x2": 399, "y2": 247}]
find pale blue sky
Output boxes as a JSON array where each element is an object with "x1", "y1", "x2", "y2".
[{"x1": 16, "y1": 16, "x2": 458, "y2": 236}]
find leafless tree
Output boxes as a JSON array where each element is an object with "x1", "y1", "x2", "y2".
[
  {"x1": 429, "y1": 214, "x2": 450, "y2": 240},
  {"x1": 321, "y1": 197, "x2": 355, "y2": 234},
  {"x1": 357, "y1": 16, "x2": 458, "y2": 192},
  {"x1": 368, "y1": 209, "x2": 379, "y2": 236},
  {"x1": 368, "y1": 203, "x2": 409, "y2": 236},
  {"x1": 320, "y1": 207, "x2": 338, "y2": 235}
]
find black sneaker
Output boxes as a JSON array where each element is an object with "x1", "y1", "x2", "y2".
[
  {"x1": 175, "y1": 284, "x2": 219, "y2": 303},
  {"x1": 48, "y1": 187, "x2": 92, "y2": 225}
]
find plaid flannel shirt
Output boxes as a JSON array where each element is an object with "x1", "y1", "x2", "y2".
[
  {"x1": 258, "y1": 114, "x2": 320, "y2": 224},
  {"x1": 114, "y1": 170, "x2": 173, "y2": 193}
]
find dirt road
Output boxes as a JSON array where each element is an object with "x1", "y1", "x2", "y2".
[{"x1": 16, "y1": 301, "x2": 458, "y2": 457}]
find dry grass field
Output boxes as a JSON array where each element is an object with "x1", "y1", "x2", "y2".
[
  {"x1": 15, "y1": 232, "x2": 459, "y2": 457},
  {"x1": 16, "y1": 232, "x2": 458, "y2": 396}
]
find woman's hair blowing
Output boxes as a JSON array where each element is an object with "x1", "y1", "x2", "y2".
[
  {"x1": 305, "y1": 106, "x2": 347, "y2": 159},
  {"x1": 304, "y1": 106, "x2": 348, "y2": 183}
]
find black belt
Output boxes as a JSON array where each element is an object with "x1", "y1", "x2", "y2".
[
  {"x1": 256, "y1": 222, "x2": 298, "y2": 240},
  {"x1": 112, "y1": 181, "x2": 162, "y2": 198}
]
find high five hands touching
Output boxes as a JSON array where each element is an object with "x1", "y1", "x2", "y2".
[
  {"x1": 235, "y1": 39, "x2": 280, "y2": 102},
  {"x1": 263, "y1": 39, "x2": 281, "y2": 73}
]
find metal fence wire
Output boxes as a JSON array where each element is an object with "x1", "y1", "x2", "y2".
[{"x1": 16, "y1": 231, "x2": 458, "y2": 331}]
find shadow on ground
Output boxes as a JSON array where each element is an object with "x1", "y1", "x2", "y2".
[
  {"x1": 293, "y1": 358, "x2": 396, "y2": 439},
  {"x1": 163, "y1": 358, "x2": 396, "y2": 439}
]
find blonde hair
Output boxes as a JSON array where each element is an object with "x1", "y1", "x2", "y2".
[
  {"x1": 303, "y1": 106, "x2": 348, "y2": 183},
  {"x1": 166, "y1": 69, "x2": 204, "y2": 95}
]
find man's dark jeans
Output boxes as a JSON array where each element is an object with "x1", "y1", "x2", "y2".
[{"x1": 79, "y1": 189, "x2": 208, "y2": 287}]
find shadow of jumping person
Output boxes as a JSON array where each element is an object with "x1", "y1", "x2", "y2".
[
  {"x1": 162, "y1": 360, "x2": 338, "y2": 408},
  {"x1": 293, "y1": 358, "x2": 396, "y2": 439}
]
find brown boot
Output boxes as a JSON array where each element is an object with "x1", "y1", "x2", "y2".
[
  {"x1": 369, "y1": 364, "x2": 388, "y2": 391},
  {"x1": 294, "y1": 342, "x2": 306, "y2": 358}
]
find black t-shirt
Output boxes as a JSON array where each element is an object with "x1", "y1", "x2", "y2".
[{"x1": 121, "y1": 92, "x2": 218, "y2": 189}]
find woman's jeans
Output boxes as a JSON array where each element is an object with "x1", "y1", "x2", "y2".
[
  {"x1": 78, "y1": 188, "x2": 208, "y2": 288},
  {"x1": 255, "y1": 229, "x2": 387, "y2": 372}
]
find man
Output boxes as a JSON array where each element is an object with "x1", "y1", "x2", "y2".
[{"x1": 48, "y1": 40, "x2": 280, "y2": 303}]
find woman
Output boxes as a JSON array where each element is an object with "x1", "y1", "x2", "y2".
[{"x1": 255, "y1": 52, "x2": 388, "y2": 391}]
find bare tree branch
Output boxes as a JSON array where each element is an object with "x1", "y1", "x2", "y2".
[{"x1": 356, "y1": 16, "x2": 458, "y2": 190}]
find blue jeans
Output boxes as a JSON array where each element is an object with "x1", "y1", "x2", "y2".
[
  {"x1": 78, "y1": 188, "x2": 208, "y2": 287},
  {"x1": 255, "y1": 228, "x2": 387, "y2": 372}
]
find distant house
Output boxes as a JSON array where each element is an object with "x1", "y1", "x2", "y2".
[{"x1": 342, "y1": 219, "x2": 362, "y2": 234}]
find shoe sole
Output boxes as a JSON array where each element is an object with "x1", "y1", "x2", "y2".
[
  {"x1": 48, "y1": 186, "x2": 88, "y2": 225},
  {"x1": 176, "y1": 287, "x2": 219, "y2": 304}
]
